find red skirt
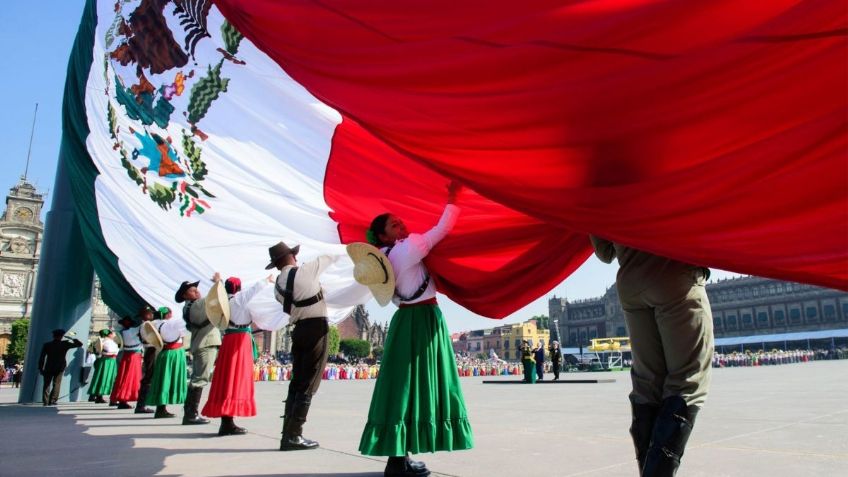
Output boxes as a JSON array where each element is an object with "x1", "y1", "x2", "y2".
[
  {"x1": 110, "y1": 351, "x2": 142, "y2": 402},
  {"x1": 202, "y1": 332, "x2": 256, "y2": 417}
]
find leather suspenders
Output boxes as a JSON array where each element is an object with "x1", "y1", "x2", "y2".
[
  {"x1": 383, "y1": 245, "x2": 430, "y2": 302},
  {"x1": 276, "y1": 267, "x2": 324, "y2": 314}
]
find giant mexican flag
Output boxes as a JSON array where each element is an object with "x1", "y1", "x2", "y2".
[{"x1": 63, "y1": 0, "x2": 847, "y2": 322}]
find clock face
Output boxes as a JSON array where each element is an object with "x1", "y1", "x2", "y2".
[{"x1": 14, "y1": 207, "x2": 33, "y2": 221}]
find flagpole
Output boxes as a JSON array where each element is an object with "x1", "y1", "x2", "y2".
[{"x1": 23, "y1": 103, "x2": 38, "y2": 181}]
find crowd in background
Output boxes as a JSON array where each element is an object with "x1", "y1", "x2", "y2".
[{"x1": 712, "y1": 347, "x2": 848, "y2": 367}]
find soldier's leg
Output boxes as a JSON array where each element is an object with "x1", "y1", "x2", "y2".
[
  {"x1": 622, "y1": 304, "x2": 666, "y2": 473},
  {"x1": 184, "y1": 347, "x2": 216, "y2": 425},
  {"x1": 50, "y1": 373, "x2": 63, "y2": 404},
  {"x1": 643, "y1": 269, "x2": 713, "y2": 477},
  {"x1": 42, "y1": 374, "x2": 52, "y2": 405},
  {"x1": 281, "y1": 318, "x2": 327, "y2": 451}
]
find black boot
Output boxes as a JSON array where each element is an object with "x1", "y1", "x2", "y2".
[
  {"x1": 385, "y1": 456, "x2": 431, "y2": 477},
  {"x1": 219, "y1": 416, "x2": 247, "y2": 436},
  {"x1": 154, "y1": 405, "x2": 175, "y2": 418},
  {"x1": 280, "y1": 392, "x2": 319, "y2": 451},
  {"x1": 135, "y1": 403, "x2": 155, "y2": 414},
  {"x1": 183, "y1": 386, "x2": 210, "y2": 425},
  {"x1": 630, "y1": 396, "x2": 660, "y2": 473},
  {"x1": 641, "y1": 396, "x2": 699, "y2": 477},
  {"x1": 117, "y1": 401, "x2": 133, "y2": 410}
]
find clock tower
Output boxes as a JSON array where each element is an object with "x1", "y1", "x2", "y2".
[{"x1": 0, "y1": 177, "x2": 45, "y2": 356}]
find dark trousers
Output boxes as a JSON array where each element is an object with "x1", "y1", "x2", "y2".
[
  {"x1": 136, "y1": 347, "x2": 157, "y2": 407},
  {"x1": 42, "y1": 373, "x2": 63, "y2": 404},
  {"x1": 535, "y1": 362, "x2": 544, "y2": 380},
  {"x1": 552, "y1": 361, "x2": 561, "y2": 380},
  {"x1": 289, "y1": 318, "x2": 329, "y2": 396}
]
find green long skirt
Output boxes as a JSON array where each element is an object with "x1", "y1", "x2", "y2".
[
  {"x1": 88, "y1": 357, "x2": 118, "y2": 396},
  {"x1": 522, "y1": 359, "x2": 537, "y2": 383},
  {"x1": 359, "y1": 304, "x2": 473, "y2": 456},
  {"x1": 146, "y1": 348, "x2": 187, "y2": 406}
]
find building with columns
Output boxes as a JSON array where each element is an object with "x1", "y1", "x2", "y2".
[{"x1": 549, "y1": 277, "x2": 848, "y2": 349}]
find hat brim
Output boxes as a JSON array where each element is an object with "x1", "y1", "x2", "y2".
[
  {"x1": 205, "y1": 281, "x2": 231, "y2": 329},
  {"x1": 140, "y1": 321, "x2": 164, "y2": 350},
  {"x1": 175, "y1": 280, "x2": 200, "y2": 303},
  {"x1": 265, "y1": 244, "x2": 300, "y2": 269},
  {"x1": 346, "y1": 242, "x2": 395, "y2": 307}
]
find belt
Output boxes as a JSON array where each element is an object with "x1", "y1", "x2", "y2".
[
  {"x1": 101, "y1": 354, "x2": 117, "y2": 359},
  {"x1": 399, "y1": 297, "x2": 438, "y2": 308},
  {"x1": 162, "y1": 342, "x2": 182, "y2": 350},
  {"x1": 294, "y1": 316, "x2": 327, "y2": 324}
]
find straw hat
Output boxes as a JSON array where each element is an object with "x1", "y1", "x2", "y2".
[
  {"x1": 140, "y1": 321, "x2": 163, "y2": 350},
  {"x1": 346, "y1": 242, "x2": 395, "y2": 306},
  {"x1": 93, "y1": 337, "x2": 103, "y2": 355},
  {"x1": 205, "y1": 280, "x2": 231, "y2": 329}
]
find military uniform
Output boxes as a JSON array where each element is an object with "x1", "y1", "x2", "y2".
[
  {"x1": 591, "y1": 236, "x2": 713, "y2": 477},
  {"x1": 176, "y1": 280, "x2": 221, "y2": 425}
]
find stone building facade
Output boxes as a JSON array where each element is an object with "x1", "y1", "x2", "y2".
[
  {"x1": 0, "y1": 178, "x2": 115, "y2": 356},
  {"x1": 550, "y1": 277, "x2": 848, "y2": 348},
  {"x1": 336, "y1": 305, "x2": 386, "y2": 348},
  {"x1": 458, "y1": 318, "x2": 550, "y2": 361}
]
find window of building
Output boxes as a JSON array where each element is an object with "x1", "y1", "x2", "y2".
[
  {"x1": 713, "y1": 317, "x2": 722, "y2": 328},
  {"x1": 742, "y1": 314, "x2": 753, "y2": 327},
  {"x1": 515, "y1": 339, "x2": 521, "y2": 348},
  {"x1": 504, "y1": 351, "x2": 510, "y2": 360},
  {"x1": 774, "y1": 310, "x2": 785, "y2": 324},
  {"x1": 476, "y1": 342, "x2": 481, "y2": 351},
  {"x1": 789, "y1": 308, "x2": 801, "y2": 324},
  {"x1": 579, "y1": 331, "x2": 587, "y2": 343},
  {"x1": 726, "y1": 315, "x2": 737, "y2": 328},
  {"x1": 842, "y1": 303, "x2": 848, "y2": 320},
  {"x1": 569, "y1": 333, "x2": 577, "y2": 344},
  {"x1": 504, "y1": 341, "x2": 509, "y2": 349},
  {"x1": 757, "y1": 312, "x2": 769, "y2": 327},
  {"x1": 823, "y1": 304, "x2": 836, "y2": 321},
  {"x1": 589, "y1": 329, "x2": 597, "y2": 339},
  {"x1": 616, "y1": 326, "x2": 626, "y2": 336},
  {"x1": 806, "y1": 306, "x2": 817, "y2": 320}
]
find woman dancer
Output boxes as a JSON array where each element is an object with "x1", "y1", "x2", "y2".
[{"x1": 358, "y1": 182, "x2": 473, "y2": 477}]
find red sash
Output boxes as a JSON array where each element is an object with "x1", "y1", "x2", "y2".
[{"x1": 399, "y1": 297, "x2": 438, "y2": 308}]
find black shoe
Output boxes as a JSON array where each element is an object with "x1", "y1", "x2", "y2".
[
  {"x1": 219, "y1": 417, "x2": 248, "y2": 436},
  {"x1": 406, "y1": 456, "x2": 430, "y2": 475},
  {"x1": 385, "y1": 456, "x2": 430, "y2": 477},
  {"x1": 154, "y1": 406, "x2": 175, "y2": 419},
  {"x1": 279, "y1": 435, "x2": 319, "y2": 451},
  {"x1": 183, "y1": 415, "x2": 211, "y2": 425},
  {"x1": 116, "y1": 402, "x2": 132, "y2": 410},
  {"x1": 49, "y1": 400, "x2": 58, "y2": 406},
  {"x1": 94, "y1": 396, "x2": 107, "y2": 404},
  {"x1": 135, "y1": 407, "x2": 155, "y2": 414}
]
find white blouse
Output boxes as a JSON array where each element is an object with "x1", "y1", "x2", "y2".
[
  {"x1": 383, "y1": 204, "x2": 459, "y2": 306},
  {"x1": 121, "y1": 326, "x2": 142, "y2": 351},
  {"x1": 155, "y1": 318, "x2": 187, "y2": 344},
  {"x1": 101, "y1": 338, "x2": 119, "y2": 355},
  {"x1": 229, "y1": 280, "x2": 271, "y2": 326}
]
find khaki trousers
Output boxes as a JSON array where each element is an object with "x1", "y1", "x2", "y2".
[
  {"x1": 189, "y1": 346, "x2": 218, "y2": 389},
  {"x1": 618, "y1": 267, "x2": 714, "y2": 408}
]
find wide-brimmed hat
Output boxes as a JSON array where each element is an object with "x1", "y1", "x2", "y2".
[
  {"x1": 205, "y1": 280, "x2": 231, "y2": 329},
  {"x1": 346, "y1": 242, "x2": 395, "y2": 306},
  {"x1": 140, "y1": 321, "x2": 163, "y2": 350},
  {"x1": 174, "y1": 280, "x2": 200, "y2": 303},
  {"x1": 265, "y1": 242, "x2": 300, "y2": 270}
]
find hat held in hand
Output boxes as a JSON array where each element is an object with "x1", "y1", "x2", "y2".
[{"x1": 346, "y1": 242, "x2": 395, "y2": 307}]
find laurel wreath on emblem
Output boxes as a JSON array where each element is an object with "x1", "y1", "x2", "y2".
[{"x1": 101, "y1": 0, "x2": 245, "y2": 218}]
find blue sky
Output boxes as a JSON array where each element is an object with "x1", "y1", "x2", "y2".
[{"x1": 0, "y1": 1, "x2": 740, "y2": 333}]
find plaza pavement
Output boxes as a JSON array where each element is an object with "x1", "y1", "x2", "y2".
[{"x1": 1, "y1": 360, "x2": 846, "y2": 477}]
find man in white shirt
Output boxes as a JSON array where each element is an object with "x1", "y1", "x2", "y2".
[{"x1": 267, "y1": 241, "x2": 336, "y2": 451}]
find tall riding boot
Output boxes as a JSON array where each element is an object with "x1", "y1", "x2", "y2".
[
  {"x1": 280, "y1": 388, "x2": 295, "y2": 441},
  {"x1": 641, "y1": 396, "x2": 699, "y2": 477},
  {"x1": 279, "y1": 392, "x2": 319, "y2": 451},
  {"x1": 630, "y1": 395, "x2": 660, "y2": 473},
  {"x1": 219, "y1": 416, "x2": 247, "y2": 436},
  {"x1": 183, "y1": 386, "x2": 211, "y2": 425}
]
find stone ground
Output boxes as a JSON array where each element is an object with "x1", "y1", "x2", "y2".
[{"x1": 1, "y1": 360, "x2": 846, "y2": 477}]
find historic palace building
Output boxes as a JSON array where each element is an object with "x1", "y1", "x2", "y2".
[
  {"x1": 455, "y1": 318, "x2": 550, "y2": 361},
  {"x1": 550, "y1": 277, "x2": 848, "y2": 348}
]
